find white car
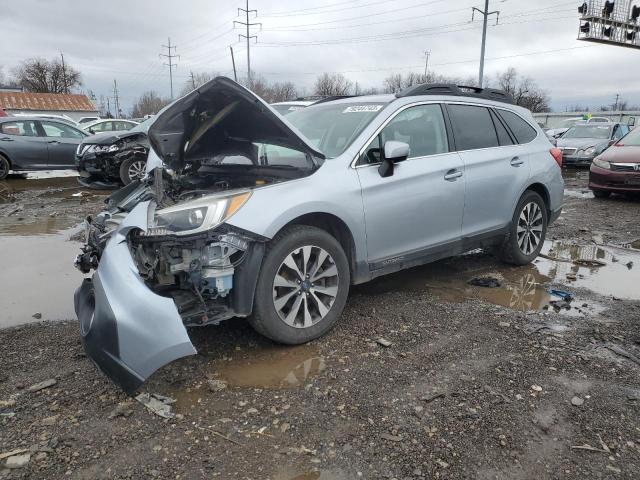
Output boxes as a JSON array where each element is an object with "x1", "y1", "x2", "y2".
[
  {"x1": 546, "y1": 116, "x2": 612, "y2": 138},
  {"x1": 83, "y1": 119, "x2": 139, "y2": 134}
]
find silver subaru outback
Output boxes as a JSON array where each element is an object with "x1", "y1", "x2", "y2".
[{"x1": 74, "y1": 77, "x2": 564, "y2": 393}]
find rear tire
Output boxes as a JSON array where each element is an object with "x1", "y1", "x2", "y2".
[
  {"x1": 119, "y1": 157, "x2": 146, "y2": 185},
  {"x1": 496, "y1": 190, "x2": 548, "y2": 265},
  {"x1": 592, "y1": 189, "x2": 611, "y2": 199},
  {"x1": 0, "y1": 155, "x2": 10, "y2": 180},
  {"x1": 249, "y1": 225, "x2": 350, "y2": 345}
]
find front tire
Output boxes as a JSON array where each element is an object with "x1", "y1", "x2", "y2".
[
  {"x1": 119, "y1": 157, "x2": 146, "y2": 185},
  {"x1": 497, "y1": 190, "x2": 548, "y2": 265},
  {"x1": 249, "y1": 225, "x2": 350, "y2": 345},
  {"x1": 592, "y1": 189, "x2": 611, "y2": 199},
  {"x1": 0, "y1": 155, "x2": 10, "y2": 180}
]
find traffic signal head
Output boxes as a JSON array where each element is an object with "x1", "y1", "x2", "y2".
[
  {"x1": 632, "y1": 5, "x2": 640, "y2": 22},
  {"x1": 603, "y1": 1, "x2": 615, "y2": 18},
  {"x1": 604, "y1": 26, "x2": 613, "y2": 37},
  {"x1": 627, "y1": 30, "x2": 637, "y2": 41},
  {"x1": 580, "y1": 22, "x2": 591, "y2": 33},
  {"x1": 578, "y1": 2, "x2": 588, "y2": 14}
]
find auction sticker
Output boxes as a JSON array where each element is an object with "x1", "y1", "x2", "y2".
[{"x1": 342, "y1": 105, "x2": 383, "y2": 113}]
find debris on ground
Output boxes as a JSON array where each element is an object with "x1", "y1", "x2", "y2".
[
  {"x1": 549, "y1": 289, "x2": 574, "y2": 302},
  {"x1": 31, "y1": 312, "x2": 42, "y2": 319},
  {"x1": 0, "y1": 449, "x2": 31, "y2": 461},
  {"x1": 5, "y1": 452, "x2": 31, "y2": 469},
  {"x1": 376, "y1": 338, "x2": 392, "y2": 347},
  {"x1": 604, "y1": 343, "x2": 640, "y2": 366},
  {"x1": 574, "y1": 258, "x2": 607, "y2": 267},
  {"x1": 108, "y1": 401, "x2": 134, "y2": 419},
  {"x1": 135, "y1": 393, "x2": 176, "y2": 419},
  {"x1": 571, "y1": 396, "x2": 585, "y2": 406},
  {"x1": 27, "y1": 378, "x2": 57, "y2": 392},
  {"x1": 207, "y1": 379, "x2": 228, "y2": 392},
  {"x1": 468, "y1": 276, "x2": 501, "y2": 288}
]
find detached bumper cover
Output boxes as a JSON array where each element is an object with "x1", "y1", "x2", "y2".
[{"x1": 74, "y1": 202, "x2": 196, "y2": 394}]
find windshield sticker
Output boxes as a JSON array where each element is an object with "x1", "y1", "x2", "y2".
[
  {"x1": 288, "y1": 106, "x2": 304, "y2": 111},
  {"x1": 343, "y1": 105, "x2": 383, "y2": 113}
]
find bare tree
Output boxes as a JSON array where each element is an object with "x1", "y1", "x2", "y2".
[
  {"x1": 179, "y1": 71, "x2": 218, "y2": 97},
  {"x1": 314, "y1": 73, "x2": 353, "y2": 96},
  {"x1": 493, "y1": 67, "x2": 550, "y2": 113},
  {"x1": 13, "y1": 57, "x2": 82, "y2": 93},
  {"x1": 131, "y1": 91, "x2": 170, "y2": 118},
  {"x1": 268, "y1": 81, "x2": 298, "y2": 102},
  {"x1": 382, "y1": 71, "x2": 475, "y2": 94}
]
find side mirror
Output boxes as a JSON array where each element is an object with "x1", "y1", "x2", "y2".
[
  {"x1": 378, "y1": 141, "x2": 410, "y2": 178},
  {"x1": 88, "y1": 128, "x2": 95, "y2": 134},
  {"x1": 628, "y1": 117, "x2": 636, "y2": 127}
]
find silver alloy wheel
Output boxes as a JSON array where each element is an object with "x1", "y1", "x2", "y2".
[
  {"x1": 0, "y1": 160, "x2": 8, "y2": 179},
  {"x1": 127, "y1": 160, "x2": 146, "y2": 181},
  {"x1": 272, "y1": 245, "x2": 339, "y2": 329},
  {"x1": 516, "y1": 201, "x2": 543, "y2": 255}
]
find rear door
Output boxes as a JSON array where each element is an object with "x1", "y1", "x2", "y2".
[
  {"x1": 447, "y1": 103, "x2": 531, "y2": 238},
  {"x1": 0, "y1": 119, "x2": 48, "y2": 169},
  {"x1": 38, "y1": 121, "x2": 86, "y2": 167},
  {"x1": 356, "y1": 103, "x2": 465, "y2": 265}
]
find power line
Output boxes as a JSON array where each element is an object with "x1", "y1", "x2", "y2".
[
  {"x1": 261, "y1": 0, "x2": 446, "y2": 18},
  {"x1": 260, "y1": 0, "x2": 380, "y2": 17},
  {"x1": 159, "y1": 37, "x2": 180, "y2": 99},
  {"x1": 234, "y1": 0, "x2": 261, "y2": 85}
]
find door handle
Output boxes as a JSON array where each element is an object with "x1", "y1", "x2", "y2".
[
  {"x1": 510, "y1": 156, "x2": 524, "y2": 167},
  {"x1": 444, "y1": 169, "x2": 463, "y2": 181},
  {"x1": 0, "y1": 137, "x2": 13, "y2": 142},
  {"x1": 47, "y1": 140, "x2": 59, "y2": 144}
]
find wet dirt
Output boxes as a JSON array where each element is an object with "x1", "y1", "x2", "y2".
[
  {"x1": 274, "y1": 469, "x2": 349, "y2": 480},
  {"x1": 357, "y1": 239, "x2": 640, "y2": 315},
  {"x1": 172, "y1": 345, "x2": 326, "y2": 412},
  {"x1": 0, "y1": 227, "x2": 86, "y2": 328}
]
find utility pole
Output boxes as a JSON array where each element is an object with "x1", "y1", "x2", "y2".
[
  {"x1": 112, "y1": 80, "x2": 120, "y2": 118},
  {"x1": 472, "y1": 0, "x2": 500, "y2": 87},
  {"x1": 614, "y1": 93, "x2": 620, "y2": 111},
  {"x1": 230, "y1": 46, "x2": 238, "y2": 82},
  {"x1": 60, "y1": 52, "x2": 68, "y2": 94},
  {"x1": 190, "y1": 71, "x2": 196, "y2": 90},
  {"x1": 424, "y1": 50, "x2": 431, "y2": 79},
  {"x1": 160, "y1": 37, "x2": 179, "y2": 99},
  {"x1": 106, "y1": 98, "x2": 111, "y2": 118},
  {"x1": 234, "y1": 0, "x2": 261, "y2": 87}
]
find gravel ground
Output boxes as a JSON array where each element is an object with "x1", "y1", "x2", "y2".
[{"x1": 1, "y1": 168, "x2": 640, "y2": 480}]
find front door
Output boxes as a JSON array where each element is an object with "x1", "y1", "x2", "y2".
[
  {"x1": 38, "y1": 121, "x2": 86, "y2": 168},
  {"x1": 356, "y1": 103, "x2": 465, "y2": 268},
  {"x1": 0, "y1": 119, "x2": 48, "y2": 169}
]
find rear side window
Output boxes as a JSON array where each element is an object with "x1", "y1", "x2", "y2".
[
  {"x1": 447, "y1": 105, "x2": 499, "y2": 150},
  {"x1": 1, "y1": 120, "x2": 39, "y2": 137},
  {"x1": 496, "y1": 109, "x2": 537, "y2": 144},
  {"x1": 489, "y1": 110, "x2": 514, "y2": 146}
]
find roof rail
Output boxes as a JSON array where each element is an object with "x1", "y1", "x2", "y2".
[{"x1": 395, "y1": 83, "x2": 515, "y2": 105}]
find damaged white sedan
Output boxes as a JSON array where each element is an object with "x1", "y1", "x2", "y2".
[{"x1": 74, "y1": 77, "x2": 564, "y2": 393}]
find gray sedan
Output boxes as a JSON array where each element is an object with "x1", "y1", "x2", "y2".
[
  {"x1": 557, "y1": 123, "x2": 629, "y2": 166},
  {"x1": 0, "y1": 116, "x2": 88, "y2": 179}
]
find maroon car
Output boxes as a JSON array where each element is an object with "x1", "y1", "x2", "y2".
[{"x1": 589, "y1": 127, "x2": 640, "y2": 198}]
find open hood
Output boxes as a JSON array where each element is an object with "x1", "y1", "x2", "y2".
[{"x1": 147, "y1": 76, "x2": 325, "y2": 171}]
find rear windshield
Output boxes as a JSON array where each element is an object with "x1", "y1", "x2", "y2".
[
  {"x1": 619, "y1": 126, "x2": 640, "y2": 146},
  {"x1": 286, "y1": 102, "x2": 387, "y2": 158},
  {"x1": 563, "y1": 125, "x2": 611, "y2": 139}
]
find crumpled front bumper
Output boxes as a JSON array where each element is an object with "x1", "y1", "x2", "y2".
[{"x1": 74, "y1": 202, "x2": 196, "y2": 394}]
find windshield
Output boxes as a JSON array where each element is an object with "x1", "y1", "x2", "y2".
[
  {"x1": 562, "y1": 125, "x2": 612, "y2": 139},
  {"x1": 285, "y1": 102, "x2": 387, "y2": 158},
  {"x1": 619, "y1": 127, "x2": 640, "y2": 146},
  {"x1": 272, "y1": 104, "x2": 307, "y2": 115}
]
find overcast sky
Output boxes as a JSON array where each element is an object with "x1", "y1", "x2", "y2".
[{"x1": 2, "y1": 0, "x2": 639, "y2": 114}]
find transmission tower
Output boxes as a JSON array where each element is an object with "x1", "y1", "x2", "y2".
[
  {"x1": 160, "y1": 37, "x2": 180, "y2": 99},
  {"x1": 234, "y1": 0, "x2": 261, "y2": 87}
]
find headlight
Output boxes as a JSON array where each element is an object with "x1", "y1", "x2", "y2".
[
  {"x1": 144, "y1": 191, "x2": 251, "y2": 236},
  {"x1": 592, "y1": 157, "x2": 610, "y2": 170},
  {"x1": 94, "y1": 143, "x2": 120, "y2": 153},
  {"x1": 583, "y1": 146, "x2": 597, "y2": 156}
]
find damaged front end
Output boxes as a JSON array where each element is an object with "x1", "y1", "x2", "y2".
[
  {"x1": 73, "y1": 76, "x2": 324, "y2": 393},
  {"x1": 74, "y1": 175, "x2": 267, "y2": 394}
]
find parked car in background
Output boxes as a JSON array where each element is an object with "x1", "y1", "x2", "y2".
[
  {"x1": 13, "y1": 112, "x2": 78, "y2": 126},
  {"x1": 589, "y1": 126, "x2": 640, "y2": 197},
  {"x1": 546, "y1": 116, "x2": 612, "y2": 138},
  {"x1": 78, "y1": 116, "x2": 101, "y2": 125},
  {"x1": 73, "y1": 78, "x2": 564, "y2": 392},
  {"x1": 557, "y1": 122, "x2": 630, "y2": 166},
  {"x1": 0, "y1": 108, "x2": 7, "y2": 117},
  {"x1": 0, "y1": 116, "x2": 88, "y2": 179},
  {"x1": 76, "y1": 117, "x2": 151, "y2": 186},
  {"x1": 271, "y1": 96, "x2": 352, "y2": 115},
  {"x1": 82, "y1": 119, "x2": 139, "y2": 135}
]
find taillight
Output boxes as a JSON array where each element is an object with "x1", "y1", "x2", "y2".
[{"x1": 550, "y1": 147, "x2": 562, "y2": 167}]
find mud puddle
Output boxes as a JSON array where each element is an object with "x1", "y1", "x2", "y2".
[
  {"x1": 172, "y1": 345, "x2": 326, "y2": 412},
  {"x1": 357, "y1": 240, "x2": 640, "y2": 314},
  {"x1": 0, "y1": 226, "x2": 84, "y2": 328}
]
